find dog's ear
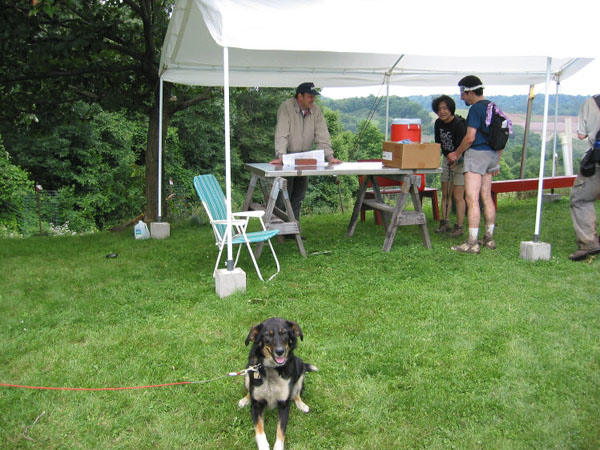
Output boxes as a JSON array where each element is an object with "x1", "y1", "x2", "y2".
[
  {"x1": 245, "y1": 323, "x2": 262, "y2": 346},
  {"x1": 286, "y1": 320, "x2": 303, "y2": 341}
]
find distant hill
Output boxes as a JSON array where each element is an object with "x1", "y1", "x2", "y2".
[
  {"x1": 405, "y1": 94, "x2": 587, "y2": 116},
  {"x1": 321, "y1": 94, "x2": 587, "y2": 136}
]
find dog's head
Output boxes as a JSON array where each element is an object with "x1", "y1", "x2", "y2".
[{"x1": 245, "y1": 317, "x2": 303, "y2": 367}]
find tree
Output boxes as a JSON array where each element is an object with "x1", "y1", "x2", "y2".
[
  {"x1": 349, "y1": 120, "x2": 385, "y2": 161},
  {"x1": 0, "y1": 133, "x2": 33, "y2": 234},
  {"x1": 0, "y1": 0, "x2": 212, "y2": 222}
]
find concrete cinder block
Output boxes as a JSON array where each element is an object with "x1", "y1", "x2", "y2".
[
  {"x1": 215, "y1": 268, "x2": 246, "y2": 298},
  {"x1": 520, "y1": 240, "x2": 551, "y2": 261},
  {"x1": 543, "y1": 193, "x2": 562, "y2": 203},
  {"x1": 150, "y1": 222, "x2": 171, "y2": 239}
]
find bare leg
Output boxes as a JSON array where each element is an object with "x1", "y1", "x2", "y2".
[
  {"x1": 453, "y1": 184, "x2": 466, "y2": 227},
  {"x1": 464, "y1": 172, "x2": 482, "y2": 231}
]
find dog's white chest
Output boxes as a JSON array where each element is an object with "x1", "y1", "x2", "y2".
[{"x1": 252, "y1": 369, "x2": 290, "y2": 409}]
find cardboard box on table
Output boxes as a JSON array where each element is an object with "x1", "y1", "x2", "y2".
[{"x1": 381, "y1": 142, "x2": 441, "y2": 169}]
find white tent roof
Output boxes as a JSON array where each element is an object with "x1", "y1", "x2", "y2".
[{"x1": 159, "y1": 0, "x2": 595, "y2": 89}]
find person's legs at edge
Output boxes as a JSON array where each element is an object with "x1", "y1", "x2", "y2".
[{"x1": 569, "y1": 171, "x2": 600, "y2": 260}]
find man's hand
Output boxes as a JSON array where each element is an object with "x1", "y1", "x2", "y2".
[
  {"x1": 269, "y1": 158, "x2": 283, "y2": 165},
  {"x1": 328, "y1": 157, "x2": 342, "y2": 164},
  {"x1": 491, "y1": 152, "x2": 502, "y2": 176}
]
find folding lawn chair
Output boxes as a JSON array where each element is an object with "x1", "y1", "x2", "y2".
[{"x1": 193, "y1": 174, "x2": 281, "y2": 281}]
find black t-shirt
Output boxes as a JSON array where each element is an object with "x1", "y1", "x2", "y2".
[{"x1": 434, "y1": 116, "x2": 466, "y2": 156}]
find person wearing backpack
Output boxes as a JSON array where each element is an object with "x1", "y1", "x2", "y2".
[
  {"x1": 568, "y1": 95, "x2": 600, "y2": 261},
  {"x1": 432, "y1": 95, "x2": 467, "y2": 237},
  {"x1": 447, "y1": 76, "x2": 501, "y2": 254}
]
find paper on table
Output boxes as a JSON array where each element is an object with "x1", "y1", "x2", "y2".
[{"x1": 282, "y1": 150, "x2": 326, "y2": 167}]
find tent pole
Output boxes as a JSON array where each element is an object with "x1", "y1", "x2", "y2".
[
  {"x1": 551, "y1": 80, "x2": 560, "y2": 178},
  {"x1": 519, "y1": 84, "x2": 535, "y2": 178},
  {"x1": 158, "y1": 76, "x2": 163, "y2": 222},
  {"x1": 223, "y1": 46, "x2": 233, "y2": 270},
  {"x1": 384, "y1": 55, "x2": 404, "y2": 141},
  {"x1": 385, "y1": 74, "x2": 390, "y2": 141},
  {"x1": 533, "y1": 57, "x2": 552, "y2": 243}
]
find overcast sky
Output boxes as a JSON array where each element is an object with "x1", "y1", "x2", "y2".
[{"x1": 322, "y1": 58, "x2": 598, "y2": 100}]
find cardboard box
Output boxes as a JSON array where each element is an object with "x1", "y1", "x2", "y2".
[{"x1": 381, "y1": 142, "x2": 441, "y2": 169}]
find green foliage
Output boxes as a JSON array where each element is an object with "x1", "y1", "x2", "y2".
[
  {"x1": 1, "y1": 103, "x2": 145, "y2": 230},
  {"x1": 304, "y1": 106, "x2": 358, "y2": 213},
  {"x1": 0, "y1": 133, "x2": 34, "y2": 234},
  {"x1": 350, "y1": 119, "x2": 386, "y2": 161},
  {"x1": 230, "y1": 88, "x2": 291, "y2": 190},
  {"x1": 322, "y1": 95, "x2": 433, "y2": 135},
  {"x1": 1, "y1": 0, "x2": 173, "y2": 123}
]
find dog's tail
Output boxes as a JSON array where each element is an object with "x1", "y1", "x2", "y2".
[{"x1": 305, "y1": 363, "x2": 318, "y2": 372}]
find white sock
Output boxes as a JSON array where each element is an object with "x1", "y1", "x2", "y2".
[
  {"x1": 469, "y1": 228, "x2": 479, "y2": 240},
  {"x1": 486, "y1": 224, "x2": 495, "y2": 235}
]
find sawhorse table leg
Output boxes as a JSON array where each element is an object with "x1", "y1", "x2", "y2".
[
  {"x1": 245, "y1": 175, "x2": 307, "y2": 258},
  {"x1": 348, "y1": 174, "x2": 432, "y2": 251}
]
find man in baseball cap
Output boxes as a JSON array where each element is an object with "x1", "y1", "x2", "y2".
[{"x1": 272, "y1": 82, "x2": 342, "y2": 225}]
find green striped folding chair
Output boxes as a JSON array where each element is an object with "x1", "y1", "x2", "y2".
[{"x1": 193, "y1": 174, "x2": 280, "y2": 281}]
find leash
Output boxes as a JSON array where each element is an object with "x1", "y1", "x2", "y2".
[{"x1": 0, "y1": 364, "x2": 262, "y2": 391}]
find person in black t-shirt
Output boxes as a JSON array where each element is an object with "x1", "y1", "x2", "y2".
[{"x1": 432, "y1": 95, "x2": 466, "y2": 236}]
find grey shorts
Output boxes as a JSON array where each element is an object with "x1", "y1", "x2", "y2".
[
  {"x1": 464, "y1": 149, "x2": 500, "y2": 175},
  {"x1": 440, "y1": 156, "x2": 465, "y2": 185}
]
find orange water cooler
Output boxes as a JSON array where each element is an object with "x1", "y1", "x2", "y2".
[{"x1": 390, "y1": 118, "x2": 422, "y2": 143}]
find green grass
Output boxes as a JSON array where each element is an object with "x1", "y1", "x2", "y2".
[{"x1": 1, "y1": 195, "x2": 599, "y2": 449}]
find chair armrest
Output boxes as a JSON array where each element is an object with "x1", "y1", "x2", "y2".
[
  {"x1": 212, "y1": 219, "x2": 246, "y2": 226},
  {"x1": 233, "y1": 211, "x2": 265, "y2": 218}
]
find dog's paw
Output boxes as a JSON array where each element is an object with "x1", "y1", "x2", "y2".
[
  {"x1": 294, "y1": 399, "x2": 310, "y2": 413},
  {"x1": 273, "y1": 440, "x2": 284, "y2": 450},
  {"x1": 256, "y1": 433, "x2": 270, "y2": 450},
  {"x1": 238, "y1": 394, "x2": 250, "y2": 408}
]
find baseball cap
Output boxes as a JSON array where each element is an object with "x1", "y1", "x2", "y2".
[{"x1": 296, "y1": 82, "x2": 320, "y2": 96}]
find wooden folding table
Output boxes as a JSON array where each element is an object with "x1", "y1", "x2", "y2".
[{"x1": 243, "y1": 162, "x2": 441, "y2": 256}]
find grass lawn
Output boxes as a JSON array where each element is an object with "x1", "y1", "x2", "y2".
[{"x1": 1, "y1": 194, "x2": 599, "y2": 449}]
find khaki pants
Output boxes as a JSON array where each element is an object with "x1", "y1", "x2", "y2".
[{"x1": 570, "y1": 163, "x2": 600, "y2": 250}]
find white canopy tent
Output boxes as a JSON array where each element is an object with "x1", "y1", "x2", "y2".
[{"x1": 158, "y1": 0, "x2": 596, "y2": 268}]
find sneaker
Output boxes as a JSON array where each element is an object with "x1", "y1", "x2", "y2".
[
  {"x1": 435, "y1": 220, "x2": 450, "y2": 233},
  {"x1": 451, "y1": 238, "x2": 480, "y2": 254},
  {"x1": 478, "y1": 232, "x2": 496, "y2": 250},
  {"x1": 568, "y1": 247, "x2": 600, "y2": 261},
  {"x1": 448, "y1": 224, "x2": 464, "y2": 238}
]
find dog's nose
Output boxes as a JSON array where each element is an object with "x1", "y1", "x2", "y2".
[{"x1": 274, "y1": 347, "x2": 285, "y2": 357}]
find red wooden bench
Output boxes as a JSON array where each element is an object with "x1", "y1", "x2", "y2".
[
  {"x1": 490, "y1": 175, "x2": 576, "y2": 209},
  {"x1": 358, "y1": 166, "x2": 439, "y2": 224}
]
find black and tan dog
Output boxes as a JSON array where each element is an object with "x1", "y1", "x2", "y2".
[{"x1": 238, "y1": 317, "x2": 317, "y2": 450}]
